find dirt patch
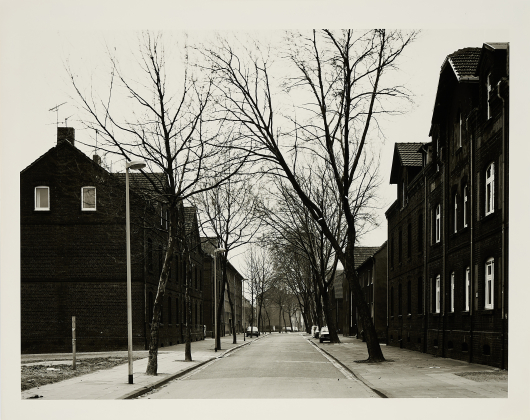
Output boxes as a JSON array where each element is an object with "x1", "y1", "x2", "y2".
[
  {"x1": 21, "y1": 356, "x2": 144, "y2": 391},
  {"x1": 455, "y1": 371, "x2": 508, "y2": 382}
]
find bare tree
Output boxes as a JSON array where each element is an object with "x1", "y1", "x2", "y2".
[
  {"x1": 68, "y1": 32, "x2": 246, "y2": 374},
  {"x1": 202, "y1": 29, "x2": 416, "y2": 361}
]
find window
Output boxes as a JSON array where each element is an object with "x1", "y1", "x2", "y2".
[
  {"x1": 463, "y1": 185, "x2": 468, "y2": 228},
  {"x1": 486, "y1": 163, "x2": 495, "y2": 216},
  {"x1": 435, "y1": 275, "x2": 441, "y2": 313},
  {"x1": 435, "y1": 204, "x2": 441, "y2": 243},
  {"x1": 454, "y1": 194, "x2": 458, "y2": 233},
  {"x1": 165, "y1": 209, "x2": 169, "y2": 230},
  {"x1": 35, "y1": 186, "x2": 50, "y2": 210},
  {"x1": 486, "y1": 73, "x2": 492, "y2": 119},
  {"x1": 450, "y1": 272, "x2": 455, "y2": 312},
  {"x1": 81, "y1": 187, "x2": 96, "y2": 210},
  {"x1": 465, "y1": 267, "x2": 470, "y2": 312},
  {"x1": 485, "y1": 258, "x2": 494, "y2": 309}
]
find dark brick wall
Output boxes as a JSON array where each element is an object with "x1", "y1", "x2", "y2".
[
  {"x1": 21, "y1": 140, "x2": 206, "y2": 353},
  {"x1": 385, "y1": 46, "x2": 508, "y2": 369}
]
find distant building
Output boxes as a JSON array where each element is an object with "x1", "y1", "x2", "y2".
[
  {"x1": 200, "y1": 238, "x2": 244, "y2": 337},
  {"x1": 340, "y1": 246, "x2": 385, "y2": 337},
  {"x1": 386, "y1": 43, "x2": 509, "y2": 369}
]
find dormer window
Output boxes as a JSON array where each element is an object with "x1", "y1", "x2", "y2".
[{"x1": 81, "y1": 187, "x2": 96, "y2": 211}]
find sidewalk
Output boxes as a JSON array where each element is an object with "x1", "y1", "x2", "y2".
[
  {"x1": 308, "y1": 334, "x2": 508, "y2": 398},
  {"x1": 21, "y1": 333, "x2": 265, "y2": 400}
]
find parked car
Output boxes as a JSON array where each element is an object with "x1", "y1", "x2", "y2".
[
  {"x1": 311, "y1": 325, "x2": 319, "y2": 338},
  {"x1": 319, "y1": 326, "x2": 330, "y2": 343},
  {"x1": 246, "y1": 326, "x2": 260, "y2": 337}
]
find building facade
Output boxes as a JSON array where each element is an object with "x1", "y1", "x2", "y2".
[
  {"x1": 386, "y1": 43, "x2": 509, "y2": 369},
  {"x1": 21, "y1": 128, "x2": 206, "y2": 353}
]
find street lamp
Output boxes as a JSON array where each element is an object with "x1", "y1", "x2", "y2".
[
  {"x1": 213, "y1": 248, "x2": 225, "y2": 352},
  {"x1": 126, "y1": 160, "x2": 146, "y2": 384}
]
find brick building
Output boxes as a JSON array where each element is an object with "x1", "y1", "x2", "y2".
[
  {"x1": 340, "y1": 246, "x2": 384, "y2": 337},
  {"x1": 386, "y1": 43, "x2": 509, "y2": 368},
  {"x1": 21, "y1": 128, "x2": 206, "y2": 353},
  {"x1": 201, "y1": 237, "x2": 244, "y2": 337}
]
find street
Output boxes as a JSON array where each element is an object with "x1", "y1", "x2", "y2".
[{"x1": 141, "y1": 333, "x2": 378, "y2": 398}]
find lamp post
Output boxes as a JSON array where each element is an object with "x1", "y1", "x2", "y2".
[
  {"x1": 126, "y1": 160, "x2": 146, "y2": 384},
  {"x1": 213, "y1": 248, "x2": 225, "y2": 352}
]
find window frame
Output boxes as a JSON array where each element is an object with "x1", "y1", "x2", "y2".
[
  {"x1": 486, "y1": 73, "x2": 492, "y2": 120},
  {"x1": 435, "y1": 204, "x2": 441, "y2": 243},
  {"x1": 35, "y1": 186, "x2": 50, "y2": 211},
  {"x1": 485, "y1": 258, "x2": 494, "y2": 309},
  {"x1": 465, "y1": 267, "x2": 470, "y2": 312},
  {"x1": 450, "y1": 272, "x2": 455, "y2": 313},
  {"x1": 463, "y1": 185, "x2": 468, "y2": 228},
  {"x1": 81, "y1": 186, "x2": 96, "y2": 211},
  {"x1": 435, "y1": 275, "x2": 441, "y2": 314},
  {"x1": 454, "y1": 194, "x2": 458, "y2": 233},
  {"x1": 485, "y1": 163, "x2": 495, "y2": 216}
]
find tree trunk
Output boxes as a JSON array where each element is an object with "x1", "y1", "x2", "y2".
[
  {"x1": 343, "y1": 237, "x2": 384, "y2": 362},
  {"x1": 146, "y1": 233, "x2": 176, "y2": 376},
  {"x1": 184, "y1": 252, "x2": 193, "y2": 362},
  {"x1": 226, "y1": 277, "x2": 237, "y2": 344},
  {"x1": 215, "y1": 257, "x2": 227, "y2": 350},
  {"x1": 321, "y1": 288, "x2": 340, "y2": 343}
]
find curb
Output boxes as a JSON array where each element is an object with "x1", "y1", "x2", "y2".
[
  {"x1": 306, "y1": 338, "x2": 389, "y2": 398},
  {"x1": 120, "y1": 336, "x2": 265, "y2": 399}
]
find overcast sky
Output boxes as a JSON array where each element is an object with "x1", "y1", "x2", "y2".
[
  {"x1": 3, "y1": 27, "x2": 512, "y2": 266},
  {"x1": 1, "y1": 1, "x2": 529, "y2": 418}
]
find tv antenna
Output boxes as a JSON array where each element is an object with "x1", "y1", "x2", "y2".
[
  {"x1": 48, "y1": 102, "x2": 66, "y2": 127},
  {"x1": 64, "y1": 115, "x2": 73, "y2": 127}
]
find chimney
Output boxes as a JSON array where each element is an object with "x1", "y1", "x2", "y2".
[
  {"x1": 57, "y1": 127, "x2": 75, "y2": 146},
  {"x1": 93, "y1": 154, "x2": 102, "y2": 166}
]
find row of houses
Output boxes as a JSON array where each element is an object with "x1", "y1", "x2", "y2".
[
  {"x1": 335, "y1": 42, "x2": 509, "y2": 369},
  {"x1": 20, "y1": 128, "x2": 245, "y2": 353}
]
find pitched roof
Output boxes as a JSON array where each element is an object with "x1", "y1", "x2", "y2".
[
  {"x1": 389, "y1": 142, "x2": 425, "y2": 184},
  {"x1": 114, "y1": 172, "x2": 167, "y2": 201},
  {"x1": 183, "y1": 206, "x2": 198, "y2": 234},
  {"x1": 443, "y1": 47, "x2": 481, "y2": 81},
  {"x1": 201, "y1": 237, "x2": 218, "y2": 255},
  {"x1": 396, "y1": 143, "x2": 424, "y2": 166},
  {"x1": 333, "y1": 245, "x2": 383, "y2": 298}
]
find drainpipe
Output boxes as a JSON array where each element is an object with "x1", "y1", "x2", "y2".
[
  {"x1": 423, "y1": 153, "x2": 428, "y2": 354},
  {"x1": 442, "y1": 157, "x2": 446, "y2": 358},
  {"x1": 469, "y1": 113, "x2": 475, "y2": 364},
  {"x1": 386, "y1": 233, "x2": 389, "y2": 345},
  {"x1": 497, "y1": 80, "x2": 507, "y2": 370}
]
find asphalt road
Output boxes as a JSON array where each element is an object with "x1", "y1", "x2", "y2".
[{"x1": 142, "y1": 333, "x2": 379, "y2": 398}]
